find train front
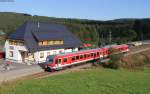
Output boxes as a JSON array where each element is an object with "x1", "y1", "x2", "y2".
[{"x1": 44, "y1": 55, "x2": 56, "y2": 71}]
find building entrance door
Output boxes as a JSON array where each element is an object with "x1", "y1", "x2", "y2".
[{"x1": 20, "y1": 51, "x2": 27, "y2": 62}]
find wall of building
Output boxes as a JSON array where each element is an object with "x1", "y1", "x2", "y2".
[
  {"x1": 5, "y1": 40, "x2": 79, "y2": 64},
  {"x1": 5, "y1": 40, "x2": 28, "y2": 63}
]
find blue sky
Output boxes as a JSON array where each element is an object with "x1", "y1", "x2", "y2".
[{"x1": 0, "y1": 0, "x2": 149, "y2": 20}]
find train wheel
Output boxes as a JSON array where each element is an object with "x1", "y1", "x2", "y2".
[{"x1": 68, "y1": 65, "x2": 73, "y2": 68}]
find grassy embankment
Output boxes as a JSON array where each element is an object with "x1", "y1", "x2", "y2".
[
  {"x1": 121, "y1": 50, "x2": 150, "y2": 69},
  {"x1": 0, "y1": 68, "x2": 150, "y2": 94}
]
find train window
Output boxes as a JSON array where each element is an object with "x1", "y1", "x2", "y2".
[
  {"x1": 76, "y1": 56, "x2": 79, "y2": 60},
  {"x1": 91, "y1": 53, "x2": 94, "y2": 57},
  {"x1": 64, "y1": 58, "x2": 67, "y2": 62},
  {"x1": 99, "y1": 52, "x2": 102, "y2": 55},
  {"x1": 72, "y1": 56, "x2": 75, "y2": 61},
  {"x1": 84, "y1": 54, "x2": 87, "y2": 58},
  {"x1": 87, "y1": 54, "x2": 90, "y2": 57},
  {"x1": 86, "y1": 54, "x2": 88, "y2": 58},
  {"x1": 97, "y1": 52, "x2": 99, "y2": 56},
  {"x1": 80, "y1": 55, "x2": 83, "y2": 59},
  {"x1": 94, "y1": 53, "x2": 96, "y2": 57},
  {"x1": 106, "y1": 51, "x2": 108, "y2": 54},
  {"x1": 57, "y1": 59, "x2": 62, "y2": 64}
]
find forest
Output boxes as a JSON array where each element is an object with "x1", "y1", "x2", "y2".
[{"x1": 0, "y1": 12, "x2": 150, "y2": 47}]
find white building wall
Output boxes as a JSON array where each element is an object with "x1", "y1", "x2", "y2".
[
  {"x1": 5, "y1": 40, "x2": 79, "y2": 64},
  {"x1": 5, "y1": 40, "x2": 28, "y2": 63}
]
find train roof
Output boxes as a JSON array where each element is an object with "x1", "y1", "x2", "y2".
[
  {"x1": 56, "y1": 47, "x2": 108, "y2": 57},
  {"x1": 56, "y1": 44, "x2": 128, "y2": 57},
  {"x1": 47, "y1": 44, "x2": 128, "y2": 58},
  {"x1": 104, "y1": 44, "x2": 128, "y2": 48}
]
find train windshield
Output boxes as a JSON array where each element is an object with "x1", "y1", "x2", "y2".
[{"x1": 46, "y1": 55, "x2": 54, "y2": 64}]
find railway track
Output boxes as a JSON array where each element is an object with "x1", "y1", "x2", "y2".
[
  {"x1": 128, "y1": 44, "x2": 150, "y2": 55},
  {"x1": 23, "y1": 63, "x2": 93, "y2": 80}
]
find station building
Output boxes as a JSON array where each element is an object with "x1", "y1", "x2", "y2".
[{"x1": 5, "y1": 21, "x2": 83, "y2": 64}]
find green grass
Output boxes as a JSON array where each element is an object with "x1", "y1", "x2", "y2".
[{"x1": 1, "y1": 68, "x2": 150, "y2": 94}]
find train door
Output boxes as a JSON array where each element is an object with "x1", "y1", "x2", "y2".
[
  {"x1": 104, "y1": 50, "x2": 108, "y2": 57},
  {"x1": 102, "y1": 51, "x2": 105, "y2": 58},
  {"x1": 63, "y1": 58, "x2": 67, "y2": 65},
  {"x1": 94, "y1": 52, "x2": 97, "y2": 58},
  {"x1": 97, "y1": 52, "x2": 100, "y2": 58},
  {"x1": 72, "y1": 56, "x2": 76, "y2": 63},
  {"x1": 57, "y1": 58, "x2": 62, "y2": 68}
]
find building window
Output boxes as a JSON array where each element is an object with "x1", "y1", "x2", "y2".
[
  {"x1": 39, "y1": 40, "x2": 64, "y2": 46},
  {"x1": 9, "y1": 46, "x2": 14, "y2": 50},
  {"x1": 28, "y1": 53, "x2": 34, "y2": 58},
  {"x1": 39, "y1": 41, "x2": 42, "y2": 45},
  {"x1": 18, "y1": 42, "x2": 24, "y2": 46},
  {"x1": 60, "y1": 40, "x2": 64, "y2": 44},
  {"x1": 40, "y1": 52, "x2": 44, "y2": 58},
  {"x1": 48, "y1": 41, "x2": 53, "y2": 45},
  {"x1": 43, "y1": 41, "x2": 48, "y2": 45},
  {"x1": 9, "y1": 51, "x2": 13, "y2": 57},
  {"x1": 9, "y1": 41, "x2": 13, "y2": 45},
  {"x1": 9, "y1": 40, "x2": 24, "y2": 46}
]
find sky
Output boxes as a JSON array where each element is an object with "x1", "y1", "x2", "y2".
[{"x1": 0, "y1": 0, "x2": 150, "y2": 20}]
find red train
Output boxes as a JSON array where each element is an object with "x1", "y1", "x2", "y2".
[{"x1": 44, "y1": 44, "x2": 129, "y2": 71}]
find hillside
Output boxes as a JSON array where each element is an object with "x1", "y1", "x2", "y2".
[
  {"x1": 0, "y1": 68, "x2": 150, "y2": 94},
  {"x1": 0, "y1": 12, "x2": 150, "y2": 46}
]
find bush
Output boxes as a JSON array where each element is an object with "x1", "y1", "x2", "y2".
[
  {"x1": 102, "y1": 54, "x2": 122, "y2": 69},
  {"x1": 120, "y1": 53, "x2": 150, "y2": 70}
]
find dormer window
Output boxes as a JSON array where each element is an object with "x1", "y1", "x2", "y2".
[
  {"x1": 38, "y1": 40, "x2": 64, "y2": 46},
  {"x1": 48, "y1": 41, "x2": 53, "y2": 45},
  {"x1": 9, "y1": 40, "x2": 24, "y2": 46}
]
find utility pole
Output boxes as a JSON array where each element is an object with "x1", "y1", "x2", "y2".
[
  {"x1": 101, "y1": 33, "x2": 105, "y2": 47},
  {"x1": 141, "y1": 32, "x2": 143, "y2": 42},
  {"x1": 101, "y1": 34, "x2": 103, "y2": 47},
  {"x1": 109, "y1": 31, "x2": 112, "y2": 44},
  {"x1": 97, "y1": 30, "x2": 101, "y2": 47}
]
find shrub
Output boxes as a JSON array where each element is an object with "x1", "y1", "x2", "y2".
[
  {"x1": 108, "y1": 54, "x2": 122, "y2": 69},
  {"x1": 101, "y1": 54, "x2": 123, "y2": 69}
]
